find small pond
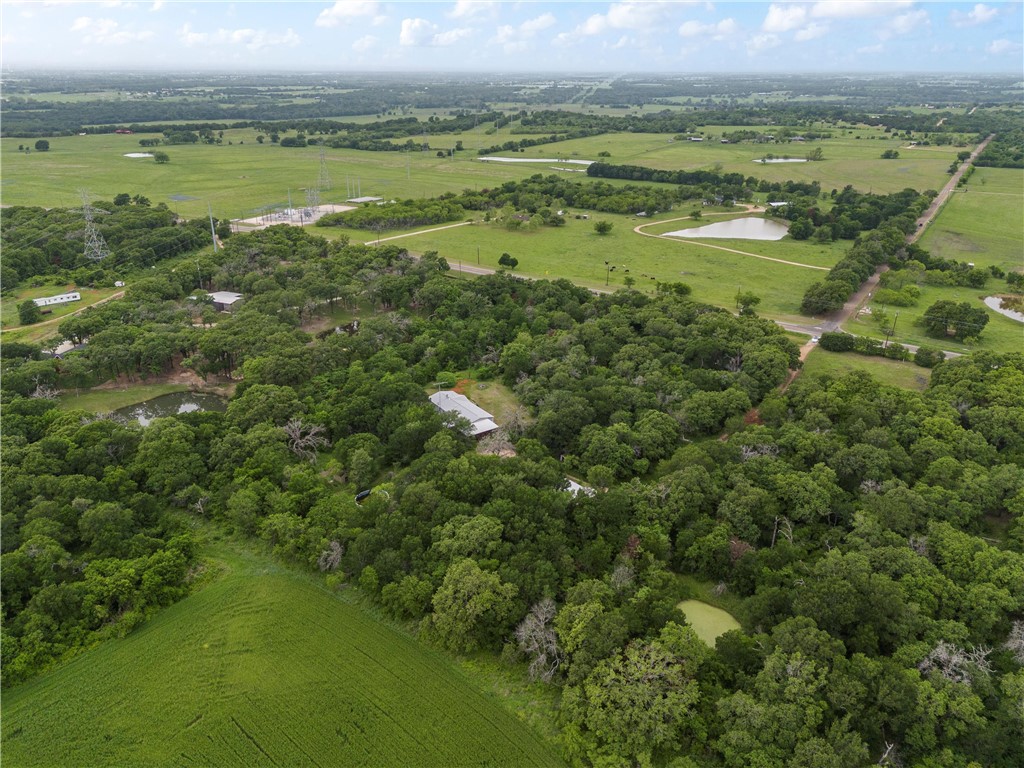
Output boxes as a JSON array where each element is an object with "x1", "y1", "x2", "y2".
[
  {"x1": 754, "y1": 158, "x2": 808, "y2": 164},
  {"x1": 115, "y1": 392, "x2": 227, "y2": 426},
  {"x1": 983, "y1": 296, "x2": 1024, "y2": 323},
  {"x1": 123, "y1": 152, "x2": 154, "y2": 158},
  {"x1": 664, "y1": 217, "x2": 790, "y2": 241},
  {"x1": 677, "y1": 600, "x2": 741, "y2": 647}
]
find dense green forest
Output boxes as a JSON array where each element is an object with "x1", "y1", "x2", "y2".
[{"x1": 2, "y1": 222, "x2": 1022, "y2": 767}]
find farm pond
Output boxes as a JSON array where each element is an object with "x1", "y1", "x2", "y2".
[
  {"x1": 664, "y1": 217, "x2": 790, "y2": 241},
  {"x1": 115, "y1": 392, "x2": 227, "y2": 426}
]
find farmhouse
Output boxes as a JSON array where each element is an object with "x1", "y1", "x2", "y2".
[
  {"x1": 429, "y1": 391, "x2": 499, "y2": 437},
  {"x1": 33, "y1": 292, "x2": 81, "y2": 308},
  {"x1": 208, "y1": 291, "x2": 244, "y2": 312}
]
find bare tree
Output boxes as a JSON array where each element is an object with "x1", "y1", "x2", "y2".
[
  {"x1": 318, "y1": 540, "x2": 344, "y2": 572},
  {"x1": 1004, "y1": 619, "x2": 1024, "y2": 665},
  {"x1": 284, "y1": 418, "x2": 331, "y2": 463},
  {"x1": 917, "y1": 640, "x2": 992, "y2": 684},
  {"x1": 515, "y1": 598, "x2": 562, "y2": 682},
  {"x1": 609, "y1": 562, "x2": 635, "y2": 593}
]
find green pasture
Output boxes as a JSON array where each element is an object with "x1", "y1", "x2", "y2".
[
  {"x1": 800, "y1": 348, "x2": 931, "y2": 392},
  {"x1": 0, "y1": 284, "x2": 120, "y2": 330},
  {"x1": 1, "y1": 537, "x2": 564, "y2": 768},
  {"x1": 848, "y1": 282, "x2": 1023, "y2": 355},
  {"x1": 385, "y1": 213, "x2": 834, "y2": 325},
  {"x1": 676, "y1": 600, "x2": 742, "y2": 648},
  {"x1": 917, "y1": 167, "x2": 1024, "y2": 273},
  {"x1": 504, "y1": 127, "x2": 965, "y2": 195}
]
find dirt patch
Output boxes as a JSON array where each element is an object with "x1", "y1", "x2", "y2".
[{"x1": 93, "y1": 360, "x2": 236, "y2": 398}]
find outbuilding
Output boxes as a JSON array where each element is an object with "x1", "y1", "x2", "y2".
[
  {"x1": 429, "y1": 390, "x2": 499, "y2": 437},
  {"x1": 208, "y1": 291, "x2": 244, "y2": 312},
  {"x1": 33, "y1": 292, "x2": 81, "y2": 308}
]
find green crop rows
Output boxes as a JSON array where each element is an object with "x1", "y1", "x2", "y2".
[{"x1": 1, "y1": 539, "x2": 564, "y2": 768}]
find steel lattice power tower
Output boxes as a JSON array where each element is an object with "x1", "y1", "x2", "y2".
[
  {"x1": 317, "y1": 147, "x2": 332, "y2": 191},
  {"x1": 305, "y1": 185, "x2": 321, "y2": 213},
  {"x1": 80, "y1": 190, "x2": 112, "y2": 261}
]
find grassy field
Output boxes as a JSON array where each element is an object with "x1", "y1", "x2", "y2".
[
  {"x1": 1, "y1": 535, "x2": 564, "y2": 768},
  {"x1": 395, "y1": 213, "x2": 836, "y2": 325},
  {"x1": 0, "y1": 284, "x2": 122, "y2": 332},
  {"x1": 916, "y1": 167, "x2": 1024, "y2": 274},
  {"x1": 801, "y1": 347, "x2": 931, "y2": 392},
  {"x1": 57, "y1": 383, "x2": 191, "y2": 412},
  {"x1": 847, "y1": 285, "x2": 1023, "y2": 355},
  {"x1": 676, "y1": 600, "x2": 742, "y2": 647},
  {"x1": 501, "y1": 125, "x2": 963, "y2": 195}
]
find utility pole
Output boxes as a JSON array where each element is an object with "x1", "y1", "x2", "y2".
[
  {"x1": 884, "y1": 312, "x2": 899, "y2": 349},
  {"x1": 477, "y1": 245, "x2": 480, "y2": 265},
  {"x1": 208, "y1": 202, "x2": 218, "y2": 252},
  {"x1": 318, "y1": 147, "x2": 332, "y2": 191}
]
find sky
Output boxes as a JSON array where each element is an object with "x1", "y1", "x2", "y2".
[{"x1": 1, "y1": 1, "x2": 1022, "y2": 73}]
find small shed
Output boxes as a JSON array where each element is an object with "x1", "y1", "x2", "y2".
[
  {"x1": 208, "y1": 291, "x2": 244, "y2": 312},
  {"x1": 429, "y1": 390, "x2": 499, "y2": 437}
]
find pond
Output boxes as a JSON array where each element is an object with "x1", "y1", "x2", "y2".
[
  {"x1": 754, "y1": 158, "x2": 808, "y2": 164},
  {"x1": 676, "y1": 600, "x2": 741, "y2": 647},
  {"x1": 123, "y1": 152, "x2": 154, "y2": 158},
  {"x1": 664, "y1": 217, "x2": 790, "y2": 241},
  {"x1": 115, "y1": 392, "x2": 227, "y2": 426},
  {"x1": 983, "y1": 296, "x2": 1024, "y2": 323}
]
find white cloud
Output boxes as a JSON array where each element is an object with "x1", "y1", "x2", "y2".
[
  {"x1": 399, "y1": 17, "x2": 435, "y2": 45},
  {"x1": 316, "y1": 1, "x2": 384, "y2": 29},
  {"x1": 177, "y1": 23, "x2": 300, "y2": 51},
  {"x1": 794, "y1": 22, "x2": 829, "y2": 41},
  {"x1": 352, "y1": 34, "x2": 378, "y2": 52},
  {"x1": 810, "y1": 1, "x2": 914, "y2": 19},
  {"x1": 448, "y1": 0, "x2": 490, "y2": 19},
  {"x1": 70, "y1": 16, "x2": 153, "y2": 44},
  {"x1": 679, "y1": 17, "x2": 739, "y2": 40},
  {"x1": 150, "y1": 0, "x2": 163, "y2": 10},
  {"x1": 952, "y1": 4, "x2": 998, "y2": 28},
  {"x1": 878, "y1": 9, "x2": 928, "y2": 40},
  {"x1": 987, "y1": 38, "x2": 1018, "y2": 55},
  {"x1": 577, "y1": 1, "x2": 678, "y2": 36},
  {"x1": 857, "y1": 43, "x2": 883, "y2": 54},
  {"x1": 762, "y1": 4, "x2": 806, "y2": 32},
  {"x1": 432, "y1": 27, "x2": 472, "y2": 46},
  {"x1": 747, "y1": 33, "x2": 781, "y2": 55},
  {"x1": 399, "y1": 18, "x2": 471, "y2": 47},
  {"x1": 494, "y1": 12, "x2": 555, "y2": 45}
]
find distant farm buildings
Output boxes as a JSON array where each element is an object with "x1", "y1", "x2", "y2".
[
  {"x1": 33, "y1": 292, "x2": 81, "y2": 308},
  {"x1": 429, "y1": 391, "x2": 499, "y2": 437}
]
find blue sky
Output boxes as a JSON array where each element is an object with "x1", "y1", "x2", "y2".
[{"x1": 2, "y1": 1, "x2": 1021, "y2": 72}]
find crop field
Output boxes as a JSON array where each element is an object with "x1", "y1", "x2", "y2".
[
  {"x1": 800, "y1": 348, "x2": 931, "y2": 392},
  {"x1": 916, "y1": 167, "x2": 1024, "y2": 274},
  {"x1": 393, "y1": 212, "x2": 836, "y2": 325},
  {"x1": 1, "y1": 539, "x2": 563, "y2": 768},
  {"x1": 2, "y1": 541, "x2": 563, "y2": 766}
]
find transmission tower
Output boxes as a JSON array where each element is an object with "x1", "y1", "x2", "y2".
[
  {"x1": 317, "y1": 147, "x2": 332, "y2": 191},
  {"x1": 305, "y1": 185, "x2": 321, "y2": 214},
  {"x1": 80, "y1": 190, "x2": 112, "y2": 262}
]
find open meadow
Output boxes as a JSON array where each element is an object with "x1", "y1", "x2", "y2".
[
  {"x1": 800, "y1": 347, "x2": 932, "y2": 392},
  {"x1": 388, "y1": 212, "x2": 836, "y2": 325},
  {"x1": 1, "y1": 536, "x2": 564, "y2": 768},
  {"x1": 916, "y1": 167, "x2": 1024, "y2": 273}
]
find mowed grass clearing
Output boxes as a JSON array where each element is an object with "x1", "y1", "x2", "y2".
[
  {"x1": 399, "y1": 213, "x2": 839, "y2": 325},
  {"x1": 1, "y1": 538, "x2": 564, "y2": 768},
  {"x1": 676, "y1": 600, "x2": 742, "y2": 648},
  {"x1": 57, "y1": 383, "x2": 191, "y2": 413},
  {"x1": 801, "y1": 347, "x2": 932, "y2": 392},
  {"x1": 916, "y1": 167, "x2": 1024, "y2": 273}
]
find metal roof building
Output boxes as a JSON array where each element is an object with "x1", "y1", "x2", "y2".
[{"x1": 429, "y1": 391, "x2": 499, "y2": 437}]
